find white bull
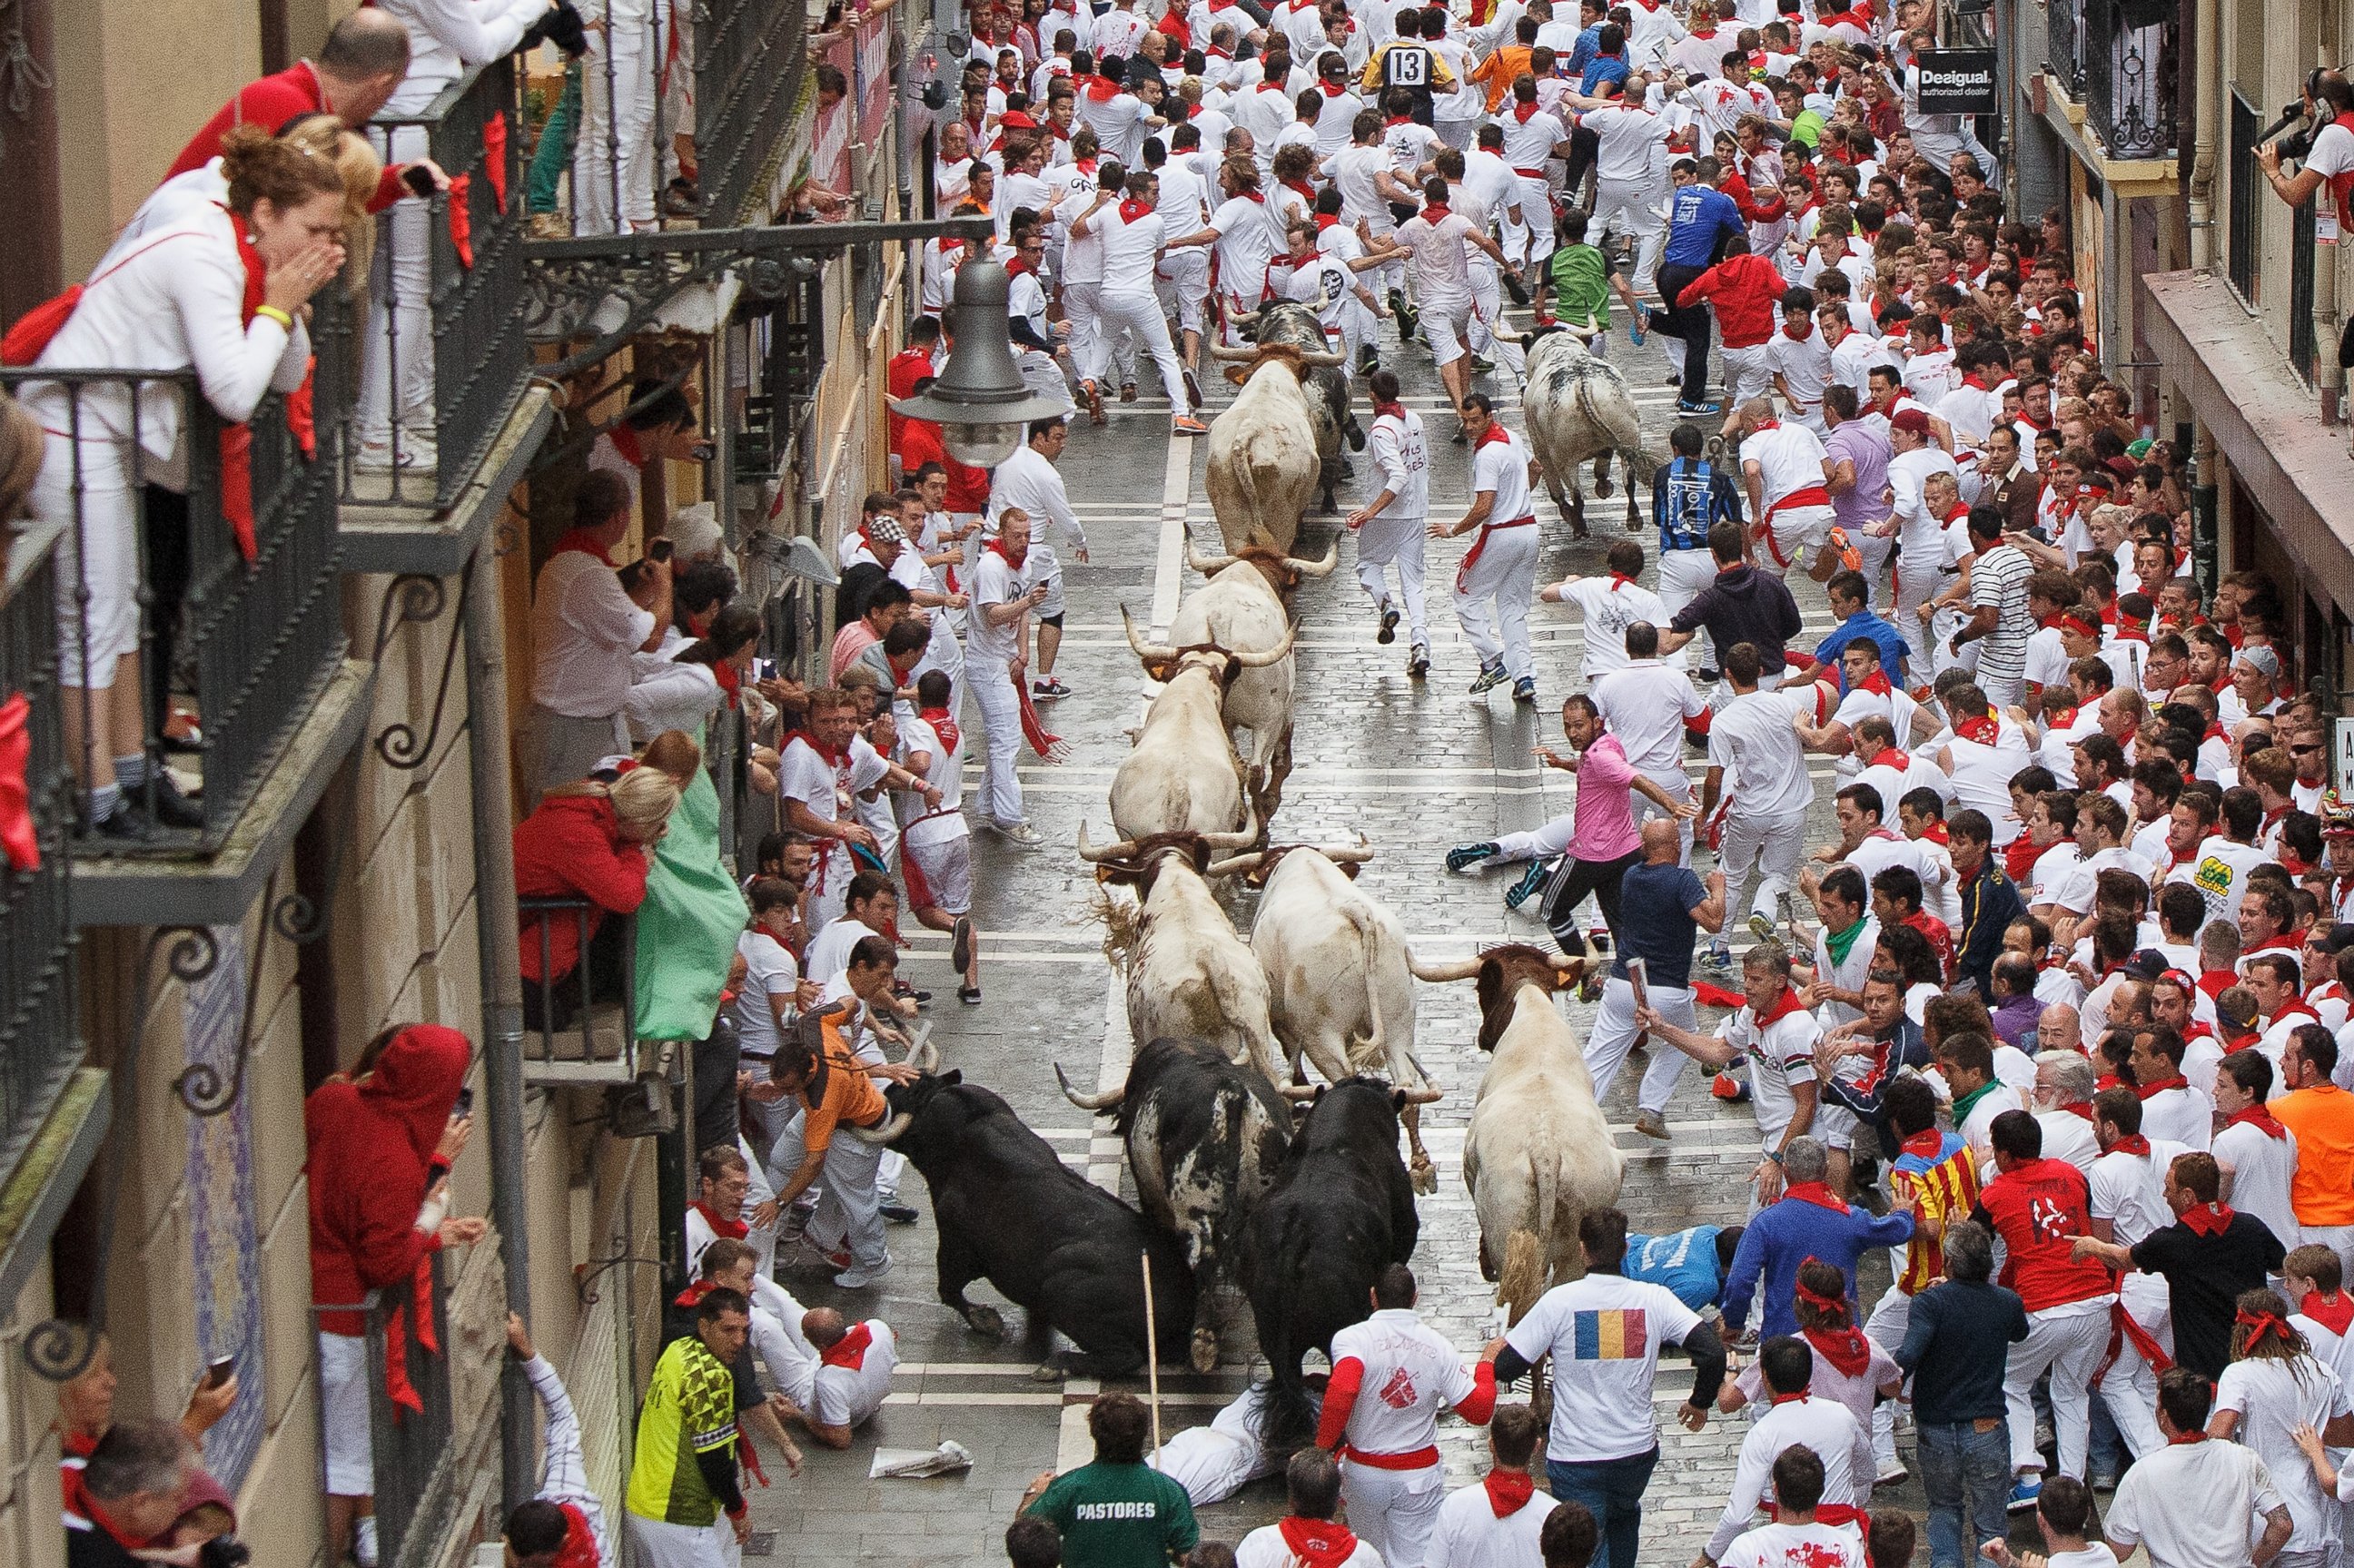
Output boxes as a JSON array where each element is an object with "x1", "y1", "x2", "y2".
[
  {"x1": 1172, "y1": 542, "x2": 1337, "y2": 820},
  {"x1": 1410, "y1": 944, "x2": 1625, "y2": 1324},
  {"x1": 1203, "y1": 340, "x2": 1347, "y2": 557},
  {"x1": 1519, "y1": 326, "x2": 1660, "y2": 537},
  {"x1": 1112, "y1": 615, "x2": 1295, "y2": 844},
  {"x1": 1235, "y1": 845, "x2": 1444, "y2": 1193},
  {"x1": 1080, "y1": 830, "x2": 1289, "y2": 1088}
]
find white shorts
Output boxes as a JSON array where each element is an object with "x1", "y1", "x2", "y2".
[
  {"x1": 628, "y1": 1514, "x2": 741, "y2": 1568},
  {"x1": 1024, "y1": 544, "x2": 1066, "y2": 620},
  {"x1": 1757, "y1": 503, "x2": 1834, "y2": 575},
  {"x1": 1814, "y1": 1098, "x2": 1860, "y2": 1152},
  {"x1": 905, "y1": 833, "x2": 974, "y2": 916},
  {"x1": 320, "y1": 1330, "x2": 374, "y2": 1494},
  {"x1": 1421, "y1": 297, "x2": 1473, "y2": 366}
]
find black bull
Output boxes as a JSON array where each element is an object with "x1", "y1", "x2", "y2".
[
  {"x1": 1241, "y1": 1077, "x2": 1420, "y2": 1444},
  {"x1": 1251, "y1": 301, "x2": 1361, "y2": 516},
  {"x1": 1061, "y1": 1036, "x2": 1295, "y2": 1373},
  {"x1": 880, "y1": 1071, "x2": 1196, "y2": 1372}
]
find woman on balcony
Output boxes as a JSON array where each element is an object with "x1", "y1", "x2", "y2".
[
  {"x1": 16, "y1": 125, "x2": 351, "y2": 838},
  {"x1": 515, "y1": 757, "x2": 679, "y2": 1029}
]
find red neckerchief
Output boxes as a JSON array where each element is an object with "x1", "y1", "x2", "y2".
[
  {"x1": 1855, "y1": 669, "x2": 1893, "y2": 696},
  {"x1": 2226, "y1": 1103, "x2": 2290, "y2": 1140},
  {"x1": 712, "y1": 657, "x2": 742, "y2": 710},
  {"x1": 2047, "y1": 705, "x2": 2079, "y2": 729},
  {"x1": 1606, "y1": 573, "x2": 1637, "y2": 591},
  {"x1": 1384, "y1": 114, "x2": 1412, "y2": 128},
  {"x1": 2107, "y1": 1133, "x2": 2151, "y2": 1158},
  {"x1": 1312, "y1": 212, "x2": 1340, "y2": 231},
  {"x1": 820, "y1": 1321, "x2": 875, "y2": 1369},
  {"x1": 1279, "y1": 1519, "x2": 1362, "y2": 1568},
  {"x1": 2180, "y1": 1200, "x2": 2235, "y2": 1238},
  {"x1": 1955, "y1": 713, "x2": 2000, "y2": 745},
  {"x1": 1783, "y1": 318, "x2": 1815, "y2": 341},
  {"x1": 1471, "y1": 421, "x2": 1512, "y2": 451},
  {"x1": 2304, "y1": 1291, "x2": 2354, "y2": 1336},
  {"x1": 919, "y1": 705, "x2": 961, "y2": 759},
  {"x1": 1483, "y1": 1470, "x2": 1537, "y2": 1517},
  {"x1": 1005, "y1": 252, "x2": 1035, "y2": 279},
  {"x1": 1803, "y1": 1323, "x2": 1874, "y2": 1377},
  {"x1": 1769, "y1": 1389, "x2": 1810, "y2": 1405},
  {"x1": 1422, "y1": 202, "x2": 1454, "y2": 222},
  {"x1": 1318, "y1": 77, "x2": 1350, "y2": 96},
  {"x1": 1118, "y1": 197, "x2": 1153, "y2": 222},
  {"x1": 2132, "y1": 1075, "x2": 2187, "y2": 1100},
  {"x1": 1941, "y1": 502, "x2": 1969, "y2": 526},
  {"x1": 1755, "y1": 418, "x2": 1782, "y2": 433},
  {"x1": 553, "y1": 527, "x2": 620, "y2": 567},
  {"x1": 608, "y1": 422, "x2": 646, "y2": 468},
  {"x1": 1920, "y1": 820, "x2": 1950, "y2": 845},
  {"x1": 1234, "y1": 186, "x2": 1266, "y2": 202},
  {"x1": 2168, "y1": 1429, "x2": 2208, "y2": 1445},
  {"x1": 692, "y1": 1199, "x2": 749, "y2": 1239},
  {"x1": 1373, "y1": 399, "x2": 1408, "y2": 421},
  {"x1": 673, "y1": 1277, "x2": 718, "y2": 1310},
  {"x1": 1084, "y1": 72, "x2": 1124, "y2": 102},
  {"x1": 2060, "y1": 1100, "x2": 2096, "y2": 1121},
  {"x1": 985, "y1": 536, "x2": 1027, "y2": 570},
  {"x1": 1756, "y1": 985, "x2": 1807, "y2": 1027},
  {"x1": 1512, "y1": 99, "x2": 1540, "y2": 122},
  {"x1": 1282, "y1": 177, "x2": 1317, "y2": 206},
  {"x1": 1782, "y1": 1180, "x2": 1847, "y2": 1213}
]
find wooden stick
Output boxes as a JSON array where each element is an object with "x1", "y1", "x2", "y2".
[{"x1": 1142, "y1": 1249, "x2": 1163, "y2": 1459}]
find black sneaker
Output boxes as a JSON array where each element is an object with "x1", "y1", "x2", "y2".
[
  {"x1": 1502, "y1": 270, "x2": 1531, "y2": 306},
  {"x1": 1377, "y1": 606, "x2": 1400, "y2": 645},
  {"x1": 880, "y1": 1203, "x2": 920, "y2": 1225},
  {"x1": 951, "y1": 915, "x2": 974, "y2": 973},
  {"x1": 138, "y1": 772, "x2": 205, "y2": 830}
]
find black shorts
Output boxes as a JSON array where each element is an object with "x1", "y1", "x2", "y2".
[{"x1": 1039, "y1": 611, "x2": 1065, "y2": 629}]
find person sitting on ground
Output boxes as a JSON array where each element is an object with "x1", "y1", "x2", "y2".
[{"x1": 776, "y1": 1308, "x2": 898, "y2": 1448}]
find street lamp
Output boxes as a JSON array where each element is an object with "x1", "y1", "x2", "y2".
[{"x1": 888, "y1": 255, "x2": 1070, "y2": 468}]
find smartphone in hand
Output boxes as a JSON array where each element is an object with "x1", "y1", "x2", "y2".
[{"x1": 402, "y1": 164, "x2": 438, "y2": 200}]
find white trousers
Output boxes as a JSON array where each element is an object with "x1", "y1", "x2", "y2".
[
  {"x1": 1496, "y1": 814, "x2": 1574, "y2": 862},
  {"x1": 1356, "y1": 514, "x2": 1429, "y2": 646},
  {"x1": 1758, "y1": 503, "x2": 1833, "y2": 579},
  {"x1": 35, "y1": 437, "x2": 140, "y2": 688},
  {"x1": 1159, "y1": 251, "x2": 1212, "y2": 335},
  {"x1": 1635, "y1": 768, "x2": 1696, "y2": 863},
  {"x1": 767, "y1": 1108, "x2": 890, "y2": 1272},
  {"x1": 1066, "y1": 281, "x2": 1138, "y2": 389},
  {"x1": 356, "y1": 123, "x2": 432, "y2": 450},
  {"x1": 320, "y1": 1330, "x2": 373, "y2": 1494},
  {"x1": 628, "y1": 1514, "x2": 740, "y2": 1568},
  {"x1": 967, "y1": 656, "x2": 1025, "y2": 825},
  {"x1": 1340, "y1": 1457, "x2": 1445, "y2": 1568},
  {"x1": 1453, "y1": 523, "x2": 1538, "y2": 680},
  {"x1": 1585, "y1": 977, "x2": 1699, "y2": 1115},
  {"x1": 2003, "y1": 1305, "x2": 2110, "y2": 1478},
  {"x1": 1720, "y1": 804, "x2": 1807, "y2": 929},
  {"x1": 1721, "y1": 343, "x2": 1773, "y2": 407},
  {"x1": 1468, "y1": 264, "x2": 1527, "y2": 376},
  {"x1": 1514, "y1": 174, "x2": 1556, "y2": 267},
  {"x1": 1658, "y1": 547, "x2": 1717, "y2": 665},
  {"x1": 1894, "y1": 551, "x2": 1941, "y2": 675},
  {"x1": 1098, "y1": 289, "x2": 1189, "y2": 408},
  {"x1": 1864, "y1": 1287, "x2": 1912, "y2": 1472},
  {"x1": 1592, "y1": 177, "x2": 1665, "y2": 295},
  {"x1": 576, "y1": 23, "x2": 658, "y2": 232}
]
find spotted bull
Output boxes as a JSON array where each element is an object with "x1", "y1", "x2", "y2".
[
  {"x1": 1057, "y1": 1035, "x2": 1295, "y2": 1372},
  {"x1": 1519, "y1": 325, "x2": 1659, "y2": 537}
]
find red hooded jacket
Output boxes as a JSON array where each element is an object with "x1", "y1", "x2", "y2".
[
  {"x1": 1676, "y1": 252, "x2": 1786, "y2": 349},
  {"x1": 513, "y1": 791, "x2": 651, "y2": 983}
]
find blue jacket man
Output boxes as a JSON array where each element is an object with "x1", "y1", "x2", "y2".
[
  {"x1": 1720, "y1": 1136, "x2": 1914, "y2": 1339},
  {"x1": 1654, "y1": 165, "x2": 1747, "y2": 409}
]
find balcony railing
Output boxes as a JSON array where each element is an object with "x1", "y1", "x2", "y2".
[
  {"x1": 519, "y1": 897, "x2": 638, "y2": 1083},
  {"x1": 314, "y1": 1268, "x2": 454, "y2": 1568},
  {"x1": 0, "y1": 367, "x2": 350, "y2": 854},
  {"x1": 2084, "y1": 0, "x2": 2180, "y2": 160},
  {"x1": 350, "y1": 63, "x2": 533, "y2": 513},
  {"x1": 698, "y1": 0, "x2": 810, "y2": 226},
  {"x1": 2047, "y1": 0, "x2": 2085, "y2": 101},
  {"x1": 0, "y1": 520, "x2": 80, "y2": 1185}
]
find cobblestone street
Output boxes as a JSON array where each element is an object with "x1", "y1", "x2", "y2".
[{"x1": 757, "y1": 335, "x2": 1962, "y2": 1565}]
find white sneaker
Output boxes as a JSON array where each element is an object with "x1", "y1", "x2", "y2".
[
  {"x1": 994, "y1": 819, "x2": 1044, "y2": 847},
  {"x1": 833, "y1": 1260, "x2": 892, "y2": 1288},
  {"x1": 353, "y1": 438, "x2": 438, "y2": 472}
]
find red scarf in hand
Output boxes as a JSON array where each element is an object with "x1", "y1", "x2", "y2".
[
  {"x1": 820, "y1": 1321, "x2": 875, "y2": 1369},
  {"x1": 1483, "y1": 1470, "x2": 1536, "y2": 1517},
  {"x1": 1279, "y1": 1519, "x2": 1362, "y2": 1568},
  {"x1": 692, "y1": 1199, "x2": 749, "y2": 1239}
]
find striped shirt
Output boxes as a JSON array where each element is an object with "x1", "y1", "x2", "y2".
[
  {"x1": 1966, "y1": 541, "x2": 2035, "y2": 685},
  {"x1": 1888, "y1": 1129, "x2": 1979, "y2": 1296}
]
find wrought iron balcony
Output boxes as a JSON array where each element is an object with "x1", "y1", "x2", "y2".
[
  {"x1": 346, "y1": 63, "x2": 536, "y2": 515},
  {"x1": 519, "y1": 897, "x2": 639, "y2": 1084},
  {"x1": 2046, "y1": 0, "x2": 2085, "y2": 102},
  {"x1": 2045, "y1": 0, "x2": 2181, "y2": 162},
  {"x1": 0, "y1": 366, "x2": 351, "y2": 863},
  {"x1": 313, "y1": 1269, "x2": 456, "y2": 1568}
]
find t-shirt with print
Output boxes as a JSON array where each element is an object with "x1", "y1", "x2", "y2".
[
  {"x1": 1030, "y1": 1460, "x2": 1201, "y2": 1568},
  {"x1": 626, "y1": 1336, "x2": 740, "y2": 1526},
  {"x1": 2215, "y1": 1354, "x2": 2350, "y2": 1554},
  {"x1": 1504, "y1": 1272, "x2": 1701, "y2": 1463},
  {"x1": 1720, "y1": 1522, "x2": 1866, "y2": 1568}
]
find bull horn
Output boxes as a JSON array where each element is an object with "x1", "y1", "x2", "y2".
[
  {"x1": 905, "y1": 1024, "x2": 939, "y2": 1073},
  {"x1": 1203, "y1": 850, "x2": 1269, "y2": 878},
  {"x1": 1054, "y1": 1061, "x2": 1126, "y2": 1112},
  {"x1": 1228, "y1": 626, "x2": 1298, "y2": 668},
  {"x1": 1320, "y1": 843, "x2": 1374, "y2": 865},
  {"x1": 1278, "y1": 1080, "x2": 1320, "y2": 1100},
  {"x1": 1552, "y1": 956, "x2": 1590, "y2": 987},
  {"x1": 845, "y1": 1111, "x2": 913, "y2": 1146},
  {"x1": 1200, "y1": 801, "x2": 1260, "y2": 853},
  {"x1": 1207, "y1": 341, "x2": 1257, "y2": 361},
  {"x1": 1186, "y1": 543, "x2": 1241, "y2": 575},
  {"x1": 1076, "y1": 821, "x2": 1140, "y2": 863},
  {"x1": 1399, "y1": 1083, "x2": 1446, "y2": 1105},
  {"x1": 1295, "y1": 348, "x2": 1347, "y2": 367},
  {"x1": 1406, "y1": 950, "x2": 1484, "y2": 982},
  {"x1": 1121, "y1": 603, "x2": 1180, "y2": 665},
  {"x1": 1285, "y1": 543, "x2": 1340, "y2": 577}
]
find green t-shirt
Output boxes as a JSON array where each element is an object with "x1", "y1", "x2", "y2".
[
  {"x1": 1030, "y1": 1461, "x2": 1200, "y2": 1568},
  {"x1": 1548, "y1": 242, "x2": 1617, "y2": 330},
  {"x1": 626, "y1": 1336, "x2": 738, "y2": 1526}
]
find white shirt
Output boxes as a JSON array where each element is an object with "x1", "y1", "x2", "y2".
[
  {"x1": 1718, "y1": 998, "x2": 1822, "y2": 1151},
  {"x1": 1709, "y1": 689, "x2": 1816, "y2": 817},
  {"x1": 991, "y1": 444, "x2": 1086, "y2": 559},
  {"x1": 968, "y1": 549, "x2": 1026, "y2": 664},
  {"x1": 1746, "y1": 421, "x2": 1832, "y2": 512},
  {"x1": 2138, "y1": 1084, "x2": 2213, "y2": 1151},
  {"x1": 1587, "y1": 103, "x2": 1672, "y2": 184},
  {"x1": 806, "y1": 915, "x2": 886, "y2": 990},
  {"x1": 377, "y1": 0, "x2": 549, "y2": 101},
  {"x1": 2214, "y1": 1356, "x2": 2349, "y2": 1554},
  {"x1": 2211, "y1": 1118, "x2": 2300, "y2": 1249},
  {"x1": 1076, "y1": 87, "x2": 1151, "y2": 167},
  {"x1": 1208, "y1": 193, "x2": 1284, "y2": 297},
  {"x1": 899, "y1": 714, "x2": 967, "y2": 847},
  {"x1": 1887, "y1": 446, "x2": 1962, "y2": 557},
  {"x1": 1469, "y1": 427, "x2": 1533, "y2": 525},
  {"x1": 810, "y1": 1319, "x2": 898, "y2": 1430},
  {"x1": 2090, "y1": 1141, "x2": 2188, "y2": 1247},
  {"x1": 1505, "y1": 1273, "x2": 1702, "y2": 1462},
  {"x1": 1394, "y1": 210, "x2": 1481, "y2": 304},
  {"x1": 1721, "y1": 1522, "x2": 1866, "y2": 1568},
  {"x1": 1151, "y1": 1386, "x2": 1283, "y2": 1506},
  {"x1": 1497, "y1": 109, "x2": 1569, "y2": 175},
  {"x1": 1368, "y1": 409, "x2": 1431, "y2": 518},
  {"x1": 1426, "y1": 1481, "x2": 1558, "y2": 1568},
  {"x1": 1705, "y1": 1395, "x2": 1874, "y2": 1562},
  {"x1": 1235, "y1": 1524, "x2": 1383, "y2": 1568},
  {"x1": 530, "y1": 549, "x2": 658, "y2": 718},
  {"x1": 1330, "y1": 1309, "x2": 1480, "y2": 1460},
  {"x1": 1594, "y1": 662, "x2": 1706, "y2": 776},
  {"x1": 2032, "y1": 1111, "x2": 2102, "y2": 1177},
  {"x1": 1557, "y1": 577, "x2": 1672, "y2": 682},
  {"x1": 733, "y1": 930, "x2": 799, "y2": 1059}
]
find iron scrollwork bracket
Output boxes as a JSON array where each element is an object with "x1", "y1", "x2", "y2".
[{"x1": 370, "y1": 561, "x2": 475, "y2": 771}]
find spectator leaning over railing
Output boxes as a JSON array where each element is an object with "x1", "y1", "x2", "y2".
[
  {"x1": 526, "y1": 470, "x2": 673, "y2": 803},
  {"x1": 500, "y1": 1313, "x2": 611, "y2": 1568},
  {"x1": 10, "y1": 125, "x2": 347, "y2": 839},
  {"x1": 305, "y1": 1023, "x2": 490, "y2": 1568},
  {"x1": 66, "y1": 1421, "x2": 196, "y2": 1568},
  {"x1": 514, "y1": 759, "x2": 678, "y2": 1029}
]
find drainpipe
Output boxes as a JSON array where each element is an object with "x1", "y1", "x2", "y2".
[
  {"x1": 2319, "y1": 39, "x2": 2346, "y2": 424},
  {"x1": 464, "y1": 533, "x2": 536, "y2": 1517},
  {"x1": 2185, "y1": 0, "x2": 2219, "y2": 273}
]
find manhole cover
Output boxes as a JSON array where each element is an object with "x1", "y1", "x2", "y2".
[{"x1": 745, "y1": 1533, "x2": 777, "y2": 1557}]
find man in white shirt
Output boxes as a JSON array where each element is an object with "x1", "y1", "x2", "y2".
[
  {"x1": 989, "y1": 418, "x2": 1093, "y2": 695},
  {"x1": 898, "y1": 668, "x2": 981, "y2": 1002},
  {"x1": 1349, "y1": 369, "x2": 1434, "y2": 677},
  {"x1": 1701, "y1": 644, "x2": 1821, "y2": 948},
  {"x1": 779, "y1": 689, "x2": 890, "y2": 933},
  {"x1": 1494, "y1": 77, "x2": 1571, "y2": 276},
  {"x1": 1235, "y1": 1451, "x2": 1385, "y2": 1568},
  {"x1": 966, "y1": 508, "x2": 1052, "y2": 846},
  {"x1": 1592, "y1": 628, "x2": 1706, "y2": 855},
  {"x1": 2211, "y1": 1050, "x2": 2301, "y2": 1248},
  {"x1": 1712, "y1": 1446, "x2": 1867, "y2": 1568},
  {"x1": 1876, "y1": 407, "x2": 1963, "y2": 675},
  {"x1": 2101, "y1": 1369, "x2": 2292, "y2": 1568},
  {"x1": 527, "y1": 470, "x2": 669, "y2": 802},
  {"x1": 1076, "y1": 62, "x2": 1154, "y2": 168},
  {"x1": 1438, "y1": 396, "x2": 1541, "y2": 704},
  {"x1": 1701, "y1": 1340, "x2": 1874, "y2": 1567},
  {"x1": 1069, "y1": 174, "x2": 1207, "y2": 434},
  {"x1": 1383, "y1": 176, "x2": 1516, "y2": 426},
  {"x1": 1736, "y1": 399, "x2": 1837, "y2": 584},
  {"x1": 783, "y1": 1311, "x2": 897, "y2": 1447},
  {"x1": 1319, "y1": 1264, "x2": 1502, "y2": 1567},
  {"x1": 734, "y1": 876, "x2": 807, "y2": 1086},
  {"x1": 2082, "y1": 1088, "x2": 2179, "y2": 1469},
  {"x1": 1540, "y1": 539, "x2": 1674, "y2": 686},
  {"x1": 1494, "y1": 1207, "x2": 1727, "y2": 1568},
  {"x1": 1150, "y1": 1385, "x2": 1291, "y2": 1506},
  {"x1": 1425, "y1": 1405, "x2": 1559, "y2": 1568},
  {"x1": 1166, "y1": 154, "x2": 1288, "y2": 347},
  {"x1": 1583, "y1": 82, "x2": 1672, "y2": 295}
]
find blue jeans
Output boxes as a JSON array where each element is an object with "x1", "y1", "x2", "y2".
[
  {"x1": 1547, "y1": 1446, "x2": 1659, "y2": 1568},
  {"x1": 1917, "y1": 1420, "x2": 2011, "y2": 1568}
]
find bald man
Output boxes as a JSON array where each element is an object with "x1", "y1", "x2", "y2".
[
  {"x1": 777, "y1": 1308, "x2": 897, "y2": 1446},
  {"x1": 1583, "y1": 818, "x2": 1728, "y2": 1141}
]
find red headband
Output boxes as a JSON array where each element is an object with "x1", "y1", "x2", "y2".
[
  {"x1": 2060, "y1": 613, "x2": 2101, "y2": 638},
  {"x1": 2237, "y1": 1307, "x2": 2294, "y2": 1346},
  {"x1": 1793, "y1": 1257, "x2": 1850, "y2": 1319}
]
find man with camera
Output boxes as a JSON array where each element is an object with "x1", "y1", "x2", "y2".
[{"x1": 2258, "y1": 69, "x2": 2354, "y2": 228}]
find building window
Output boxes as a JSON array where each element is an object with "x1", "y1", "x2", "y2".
[{"x1": 2229, "y1": 92, "x2": 2260, "y2": 303}]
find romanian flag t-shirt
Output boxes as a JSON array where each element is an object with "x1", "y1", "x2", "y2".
[{"x1": 1503, "y1": 1272, "x2": 1702, "y2": 1464}]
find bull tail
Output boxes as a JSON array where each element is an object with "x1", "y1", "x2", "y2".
[
  {"x1": 1350, "y1": 907, "x2": 1396, "y2": 1084},
  {"x1": 1570, "y1": 370, "x2": 1659, "y2": 489},
  {"x1": 1498, "y1": 1229, "x2": 1545, "y2": 1330}
]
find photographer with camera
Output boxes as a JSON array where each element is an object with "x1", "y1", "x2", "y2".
[{"x1": 2257, "y1": 68, "x2": 2354, "y2": 222}]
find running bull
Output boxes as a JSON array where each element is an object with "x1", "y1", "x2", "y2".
[
  {"x1": 1409, "y1": 944, "x2": 1623, "y2": 1324},
  {"x1": 1114, "y1": 611, "x2": 1295, "y2": 843},
  {"x1": 1241, "y1": 1076, "x2": 1421, "y2": 1444},
  {"x1": 1057, "y1": 1035, "x2": 1295, "y2": 1372},
  {"x1": 1518, "y1": 325, "x2": 1658, "y2": 537},
  {"x1": 861, "y1": 1070, "x2": 1196, "y2": 1373},
  {"x1": 1171, "y1": 541, "x2": 1338, "y2": 820},
  {"x1": 1204, "y1": 326, "x2": 1349, "y2": 554}
]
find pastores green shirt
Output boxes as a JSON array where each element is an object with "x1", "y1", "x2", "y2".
[
  {"x1": 1548, "y1": 242, "x2": 1617, "y2": 330},
  {"x1": 1029, "y1": 1461, "x2": 1200, "y2": 1568}
]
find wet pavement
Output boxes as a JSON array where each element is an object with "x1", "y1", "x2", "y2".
[{"x1": 757, "y1": 322, "x2": 1966, "y2": 1564}]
